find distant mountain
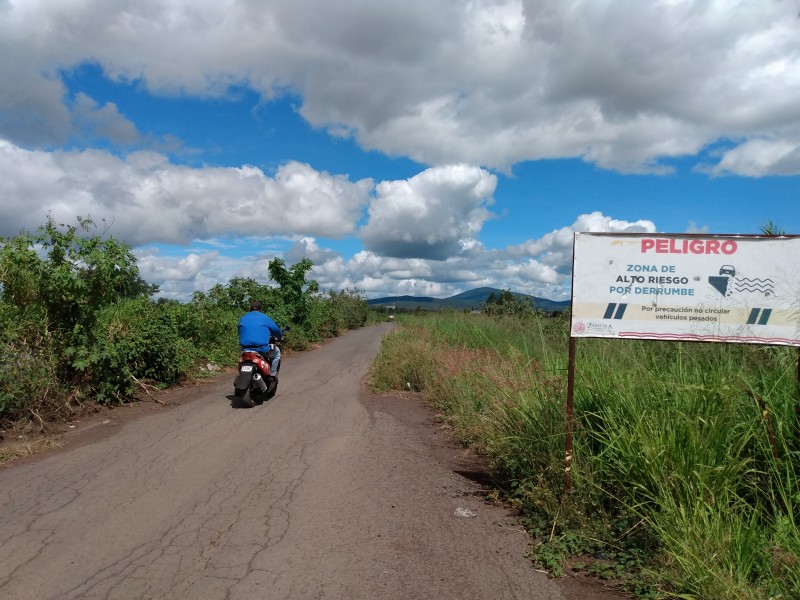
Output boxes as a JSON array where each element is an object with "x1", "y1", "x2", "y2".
[{"x1": 367, "y1": 287, "x2": 570, "y2": 312}]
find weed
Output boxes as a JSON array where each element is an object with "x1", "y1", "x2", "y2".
[{"x1": 371, "y1": 312, "x2": 800, "y2": 599}]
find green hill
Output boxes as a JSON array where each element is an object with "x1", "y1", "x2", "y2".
[{"x1": 367, "y1": 287, "x2": 570, "y2": 312}]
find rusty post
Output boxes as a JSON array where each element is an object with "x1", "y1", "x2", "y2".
[
  {"x1": 796, "y1": 348, "x2": 800, "y2": 442},
  {"x1": 565, "y1": 335, "x2": 576, "y2": 494}
]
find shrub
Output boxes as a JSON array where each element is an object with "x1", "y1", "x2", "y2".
[{"x1": 0, "y1": 311, "x2": 67, "y2": 426}]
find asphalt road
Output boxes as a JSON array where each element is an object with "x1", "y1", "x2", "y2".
[{"x1": 0, "y1": 324, "x2": 616, "y2": 600}]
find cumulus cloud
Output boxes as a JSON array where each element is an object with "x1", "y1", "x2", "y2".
[
  {"x1": 284, "y1": 237, "x2": 341, "y2": 267},
  {"x1": 1, "y1": 1, "x2": 799, "y2": 174},
  {"x1": 0, "y1": 140, "x2": 373, "y2": 244},
  {"x1": 686, "y1": 221, "x2": 710, "y2": 234},
  {"x1": 122, "y1": 208, "x2": 658, "y2": 302},
  {"x1": 136, "y1": 250, "x2": 219, "y2": 283},
  {"x1": 360, "y1": 164, "x2": 497, "y2": 259},
  {"x1": 0, "y1": 129, "x2": 664, "y2": 302},
  {"x1": 3, "y1": 0, "x2": 793, "y2": 300},
  {"x1": 308, "y1": 211, "x2": 651, "y2": 300},
  {"x1": 134, "y1": 245, "x2": 287, "y2": 301},
  {"x1": 506, "y1": 211, "x2": 657, "y2": 273},
  {"x1": 311, "y1": 248, "x2": 556, "y2": 300},
  {"x1": 708, "y1": 139, "x2": 800, "y2": 177},
  {"x1": 133, "y1": 248, "x2": 220, "y2": 300}
]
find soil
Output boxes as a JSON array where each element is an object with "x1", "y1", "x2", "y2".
[{"x1": 1, "y1": 375, "x2": 230, "y2": 466}]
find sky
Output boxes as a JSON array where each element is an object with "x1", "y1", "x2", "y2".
[{"x1": 0, "y1": 1, "x2": 798, "y2": 303}]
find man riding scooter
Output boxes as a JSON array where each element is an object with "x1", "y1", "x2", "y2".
[{"x1": 238, "y1": 301, "x2": 282, "y2": 383}]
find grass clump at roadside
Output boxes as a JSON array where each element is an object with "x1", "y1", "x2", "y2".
[{"x1": 370, "y1": 311, "x2": 800, "y2": 599}]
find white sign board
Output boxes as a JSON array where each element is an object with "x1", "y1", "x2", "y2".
[{"x1": 571, "y1": 233, "x2": 800, "y2": 346}]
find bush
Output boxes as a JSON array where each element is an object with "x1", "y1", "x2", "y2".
[
  {"x1": 0, "y1": 312, "x2": 67, "y2": 426},
  {"x1": 158, "y1": 299, "x2": 240, "y2": 367},
  {"x1": 75, "y1": 299, "x2": 196, "y2": 402}
]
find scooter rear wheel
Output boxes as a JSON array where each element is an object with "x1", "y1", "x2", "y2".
[
  {"x1": 250, "y1": 389, "x2": 269, "y2": 405},
  {"x1": 241, "y1": 391, "x2": 256, "y2": 408}
]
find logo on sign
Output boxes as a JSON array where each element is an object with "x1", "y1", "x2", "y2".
[{"x1": 586, "y1": 322, "x2": 614, "y2": 333}]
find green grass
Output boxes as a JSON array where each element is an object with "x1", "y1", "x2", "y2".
[{"x1": 370, "y1": 312, "x2": 800, "y2": 599}]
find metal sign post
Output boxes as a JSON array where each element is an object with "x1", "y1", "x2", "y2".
[{"x1": 565, "y1": 336, "x2": 576, "y2": 494}]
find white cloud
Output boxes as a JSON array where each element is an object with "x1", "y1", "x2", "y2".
[
  {"x1": 7, "y1": 1, "x2": 778, "y2": 301},
  {"x1": 0, "y1": 140, "x2": 373, "y2": 244},
  {"x1": 126, "y1": 207, "x2": 655, "y2": 302},
  {"x1": 708, "y1": 139, "x2": 800, "y2": 177},
  {"x1": 136, "y1": 250, "x2": 219, "y2": 283},
  {"x1": 686, "y1": 221, "x2": 709, "y2": 234},
  {"x1": 2, "y1": 1, "x2": 799, "y2": 174},
  {"x1": 311, "y1": 212, "x2": 653, "y2": 299},
  {"x1": 360, "y1": 164, "x2": 497, "y2": 259},
  {"x1": 0, "y1": 127, "x2": 663, "y2": 302},
  {"x1": 507, "y1": 211, "x2": 657, "y2": 273},
  {"x1": 134, "y1": 245, "x2": 285, "y2": 301},
  {"x1": 284, "y1": 237, "x2": 341, "y2": 267}
]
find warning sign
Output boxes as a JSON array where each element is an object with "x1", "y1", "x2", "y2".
[{"x1": 570, "y1": 233, "x2": 800, "y2": 346}]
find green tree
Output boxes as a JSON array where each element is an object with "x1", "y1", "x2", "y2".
[
  {"x1": 206, "y1": 277, "x2": 269, "y2": 312},
  {"x1": 0, "y1": 217, "x2": 160, "y2": 419},
  {"x1": 268, "y1": 257, "x2": 319, "y2": 326},
  {"x1": 0, "y1": 216, "x2": 151, "y2": 342},
  {"x1": 482, "y1": 289, "x2": 535, "y2": 318}
]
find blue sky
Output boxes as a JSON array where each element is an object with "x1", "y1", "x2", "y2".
[{"x1": 1, "y1": 1, "x2": 798, "y2": 301}]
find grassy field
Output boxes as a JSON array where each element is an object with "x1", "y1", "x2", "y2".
[{"x1": 370, "y1": 311, "x2": 800, "y2": 599}]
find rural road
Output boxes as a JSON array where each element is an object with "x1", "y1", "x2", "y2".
[{"x1": 0, "y1": 324, "x2": 618, "y2": 599}]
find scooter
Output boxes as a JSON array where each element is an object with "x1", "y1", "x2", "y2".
[{"x1": 233, "y1": 336, "x2": 282, "y2": 408}]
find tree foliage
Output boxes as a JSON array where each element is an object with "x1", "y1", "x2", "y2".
[
  {"x1": 0, "y1": 217, "x2": 154, "y2": 340},
  {"x1": 0, "y1": 218, "x2": 159, "y2": 412},
  {"x1": 482, "y1": 289, "x2": 537, "y2": 318},
  {"x1": 268, "y1": 257, "x2": 318, "y2": 325}
]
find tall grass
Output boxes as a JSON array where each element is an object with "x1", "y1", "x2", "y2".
[{"x1": 371, "y1": 312, "x2": 800, "y2": 598}]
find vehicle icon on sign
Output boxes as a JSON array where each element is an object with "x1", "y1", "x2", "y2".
[{"x1": 719, "y1": 265, "x2": 735, "y2": 277}]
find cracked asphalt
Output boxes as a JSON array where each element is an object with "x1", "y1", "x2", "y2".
[{"x1": 0, "y1": 324, "x2": 621, "y2": 600}]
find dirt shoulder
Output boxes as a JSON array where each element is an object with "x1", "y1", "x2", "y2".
[{"x1": 0, "y1": 371, "x2": 234, "y2": 468}]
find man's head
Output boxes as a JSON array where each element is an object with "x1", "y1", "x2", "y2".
[{"x1": 250, "y1": 301, "x2": 263, "y2": 312}]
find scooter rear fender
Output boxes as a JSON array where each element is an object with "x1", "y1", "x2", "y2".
[{"x1": 234, "y1": 363, "x2": 256, "y2": 390}]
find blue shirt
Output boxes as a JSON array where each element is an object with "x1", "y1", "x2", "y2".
[{"x1": 238, "y1": 311, "x2": 282, "y2": 352}]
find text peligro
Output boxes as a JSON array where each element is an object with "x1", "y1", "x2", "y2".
[{"x1": 640, "y1": 238, "x2": 737, "y2": 255}]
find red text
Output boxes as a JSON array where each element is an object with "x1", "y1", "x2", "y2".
[{"x1": 641, "y1": 238, "x2": 737, "y2": 255}]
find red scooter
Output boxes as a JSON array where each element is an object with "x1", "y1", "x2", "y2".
[{"x1": 233, "y1": 336, "x2": 282, "y2": 407}]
